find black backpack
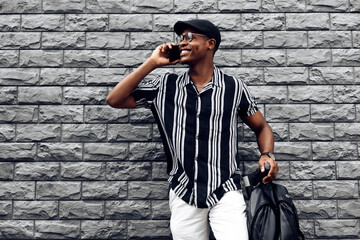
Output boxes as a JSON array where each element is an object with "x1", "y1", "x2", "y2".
[{"x1": 244, "y1": 165, "x2": 305, "y2": 240}]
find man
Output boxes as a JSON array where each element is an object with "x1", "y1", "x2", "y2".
[{"x1": 106, "y1": 19, "x2": 278, "y2": 240}]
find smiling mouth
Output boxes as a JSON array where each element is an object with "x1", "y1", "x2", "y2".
[{"x1": 180, "y1": 49, "x2": 191, "y2": 57}]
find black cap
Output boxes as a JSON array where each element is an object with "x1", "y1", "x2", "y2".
[{"x1": 174, "y1": 19, "x2": 221, "y2": 51}]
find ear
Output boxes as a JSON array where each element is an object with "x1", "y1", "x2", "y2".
[{"x1": 207, "y1": 39, "x2": 216, "y2": 50}]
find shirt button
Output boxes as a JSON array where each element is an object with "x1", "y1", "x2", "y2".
[
  {"x1": 195, "y1": 157, "x2": 198, "y2": 161},
  {"x1": 196, "y1": 135, "x2": 199, "y2": 139},
  {"x1": 197, "y1": 114, "x2": 200, "y2": 118},
  {"x1": 194, "y1": 179, "x2": 197, "y2": 183}
]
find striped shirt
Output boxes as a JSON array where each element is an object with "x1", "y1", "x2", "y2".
[{"x1": 132, "y1": 66, "x2": 258, "y2": 208}]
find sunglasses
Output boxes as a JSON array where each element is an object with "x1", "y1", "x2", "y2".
[{"x1": 176, "y1": 32, "x2": 209, "y2": 44}]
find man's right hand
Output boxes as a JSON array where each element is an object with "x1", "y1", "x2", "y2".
[{"x1": 149, "y1": 43, "x2": 180, "y2": 67}]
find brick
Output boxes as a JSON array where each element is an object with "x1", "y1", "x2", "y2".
[
  {"x1": 106, "y1": 162, "x2": 151, "y2": 180},
  {"x1": 311, "y1": 104, "x2": 355, "y2": 122},
  {"x1": 315, "y1": 220, "x2": 360, "y2": 238},
  {"x1": 85, "y1": 105, "x2": 128, "y2": 123},
  {"x1": 337, "y1": 161, "x2": 360, "y2": 179},
  {"x1": 15, "y1": 162, "x2": 59, "y2": 180},
  {"x1": 0, "y1": 15, "x2": 20, "y2": 31},
  {"x1": 152, "y1": 200, "x2": 170, "y2": 220},
  {"x1": 0, "y1": 106, "x2": 37, "y2": 123},
  {"x1": 60, "y1": 201, "x2": 104, "y2": 219},
  {"x1": 37, "y1": 182, "x2": 81, "y2": 200},
  {"x1": 152, "y1": 162, "x2": 168, "y2": 180},
  {"x1": 84, "y1": 143, "x2": 128, "y2": 161},
  {"x1": 61, "y1": 162, "x2": 105, "y2": 180},
  {"x1": 287, "y1": 49, "x2": 331, "y2": 66},
  {"x1": 37, "y1": 143, "x2": 82, "y2": 161},
  {"x1": 108, "y1": 124, "x2": 152, "y2": 142},
  {"x1": 0, "y1": 0, "x2": 41, "y2": 13},
  {"x1": 35, "y1": 220, "x2": 80, "y2": 239},
  {"x1": 0, "y1": 182, "x2": 35, "y2": 200},
  {"x1": 86, "y1": 68, "x2": 128, "y2": 85},
  {"x1": 218, "y1": 0, "x2": 261, "y2": 12},
  {"x1": 0, "y1": 162, "x2": 13, "y2": 180},
  {"x1": 308, "y1": 31, "x2": 351, "y2": 48},
  {"x1": 14, "y1": 201, "x2": 58, "y2": 219},
  {"x1": 294, "y1": 200, "x2": 337, "y2": 218},
  {"x1": 221, "y1": 67, "x2": 264, "y2": 85},
  {"x1": 0, "y1": 143, "x2": 36, "y2": 161},
  {"x1": 42, "y1": 32, "x2": 85, "y2": 49},
  {"x1": 0, "y1": 68, "x2": 39, "y2": 85},
  {"x1": 64, "y1": 50, "x2": 107, "y2": 67},
  {"x1": 43, "y1": 0, "x2": 85, "y2": 13},
  {"x1": 62, "y1": 124, "x2": 106, "y2": 142},
  {"x1": 274, "y1": 142, "x2": 311, "y2": 160},
  {"x1": 338, "y1": 200, "x2": 360, "y2": 218},
  {"x1": 334, "y1": 85, "x2": 360, "y2": 103},
  {"x1": 63, "y1": 87, "x2": 107, "y2": 104},
  {"x1": 214, "y1": 50, "x2": 242, "y2": 67},
  {"x1": 350, "y1": 0, "x2": 360, "y2": 11},
  {"x1": 129, "y1": 107, "x2": 154, "y2": 122},
  {"x1": 264, "y1": 67, "x2": 308, "y2": 84},
  {"x1": 198, "y1": 14, "x2": 242, "y2": 31},
  {"x1": 242, "y1": 13, "x2": 285, "y2": 30},
  {"x1": 106, "y1": 200, "x2": 151, "y2": 219},
  {"x1": 128, "y1": 181, "x2": 169, "y2": 199},
  {"x1": 87, "y1": 32, "x2": 129, "y2": 49},
  {"x1": 0, "y1": 32, "x2": 40, "y2": 49},
  {"x1": 313, "y1": 180, "x2": 358, "y2": 199},
  {"x1": 131, "y1": 32, "x2": 173, "y2": 50},
  {"x1": 18, "y1": 86, "x2": 62, "y2": 104},
  {"x1": 299, "y1": 220, "x2": 315, "y2": 239},
  {"x1": 264, "y1": 31, "x2": 306, "y2": 48},
  {"x1": 128, "y1": 220, "x2": 171, "y2": 238},
  {"x1": 242, "y1": 49, "x2": 286, "y2": 66},
  {"x1": 312, "y1": 142, "x2": 358, "y2": 160},
  {"x1": 289, "y1": 85, "x2": 332, "y2": 103},
  {"x1": 0, "y1": 87, "x2": 16, "y2": 104},
  {"x1": 0, "y1": 220, "x2": 33, "y2": 239},
  {"x1": 280, "y1": 181, "x2": 312, "y2": 199},
  {"x1": 309, "y1": 67, "x2": 353, "y2": 84},
  {"x1": 221, "y1": 31, "x2": 262, "y2": 49},
  {"x1": 306, "y1": 0, "x2": 348, "y2": 12},
  {"x1": 238, "y1": 142, "x2": 261, "y2": 160},
  {"x1": 17, "y1": 124, "x2": 61, "y2": 142},
  {"x1": 291, "y1": 161, "x2": 335, "y2": 179},
  {"x1": 20, "y1": 50, "x2": 63, "y2": 67},
  {"x1": 109, "y1": 50, "x2": 152, "y2": 67},
  {"x1": 65, "y1": 14, "x2": 108, "y2": 31},
  {"x1": 335, "y1": 123, "x2": 360, "y2": 140},
  {"x1": 81, "y1": 220, "x2": 127, "y2": 239},
  {"x1": 39, "y1": 105, "x2": 83, "y2": 123},
  {"x1": 132, "y1": 0, "x2": 173, "y2": 13},
  {"x1": 174, "y1": 0, "x2": 217, "y2": 13},
  {"x1": 287, "y1": 13, "x2": 330, "y2": 30},
  {"x1": 0, "y1": 124, "x2": 15, "y2": 142},
  {"x1": 82, "y1": 181, "x2": 127, "y2": 200},
  {"x1": 333, "y1": 49, "x2": 360, "y2": 66},
  {"x1": 0, "y1": 201, "x2": 12, "y2": 219},
  {"x1": 22, "y1": 14, "x2": 64, "y2": 31},
  {"x1": 331, "y1": 13, "x2": 360, "y2": 30},
  {"x1": 153, "y1": 14, "x2": 196, "y2": 32},
  {"x1": 109, "y1": 14, "x2": 152, "y2": 31},
  {"x1": 268, "y1": 122, "x2": 289, "y2": 141},
  {"x1": 86, "y1": 0, "x2": 129, "y2": 13},
  {"x1": 40, "y1": 68, "x2": 85, "y2": 85},
  {"x1": 290, "y1": 123, "x2": 334, "y2": 141},
  {"x1": 266, "y1": 104, "x2": 310, "y2": 122},
  {"x1": 0, "y1": 50, "x2": 18, "y2": 67},
  {"x1": 354, "y1": 31, "x2": 360, "y2": 48},
  {"x1": 262, "y1": 0, "x2": 306, "y2": 12},
  {"x1": 248, "y1": 86, "x2": 287, "y2": 103}
]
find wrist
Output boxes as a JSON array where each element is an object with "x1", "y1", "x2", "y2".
[
  {"x1": 260, "y1": 152, "x2": 275, "y2": 161},
  {"x1": 146, "y1": 57, "x2": 160, "y2": 69}
]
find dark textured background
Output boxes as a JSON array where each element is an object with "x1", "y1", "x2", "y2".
[{"x1": 0, "y1": 0, "x2": 360, "y2": 239}]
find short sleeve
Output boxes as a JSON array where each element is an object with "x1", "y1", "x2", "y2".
[
  {"x1": 238, "y1": 80, "x2": 258, "y2": 117},
  {"x1": 131, "y1": 75, "x2": 162, "y2": 107}
]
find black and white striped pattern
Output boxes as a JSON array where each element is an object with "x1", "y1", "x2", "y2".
[{"x1": 133, "y1": 66, "x2": 258, "y2": 208}]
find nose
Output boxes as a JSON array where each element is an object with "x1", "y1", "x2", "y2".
[{"x1": 179, "y1": 38, "x2": 187, "y2": 48}]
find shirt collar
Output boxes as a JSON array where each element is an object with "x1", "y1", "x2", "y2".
[{"x1": 180, "y1": 65, "x2": 222, "y2": 88}]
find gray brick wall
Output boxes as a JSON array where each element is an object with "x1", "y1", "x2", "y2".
[{"x1": 0, "y1": 0, "x2": 359, "y2": 239}]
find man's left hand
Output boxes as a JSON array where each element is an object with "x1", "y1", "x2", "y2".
[{"x1": 258, "y1": 155, "x2": 278, "y2": 184}]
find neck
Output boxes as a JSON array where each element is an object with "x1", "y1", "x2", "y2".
[{"x1": 188, "y1": 59, "x2": 214, "y2": 86}]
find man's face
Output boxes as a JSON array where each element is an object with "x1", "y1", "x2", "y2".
[{"x1": 178, "y1": 29, "x2": 210, "y2": 64}]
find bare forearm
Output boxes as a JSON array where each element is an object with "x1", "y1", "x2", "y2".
[
  {"x1": 106, "y1": 58, "x2": 158, "y2": 108},
  {"x1": 255, "y1": 123, "x2": 274, "y2": 154}
]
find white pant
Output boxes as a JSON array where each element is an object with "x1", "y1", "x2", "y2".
[{"x1": 169, "y1": 189, "x2": 249, "y2": 240}]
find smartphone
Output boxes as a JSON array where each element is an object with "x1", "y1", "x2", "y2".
[{"x1": 168, "y1": 45, "x2": 180, "y2": 62}]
